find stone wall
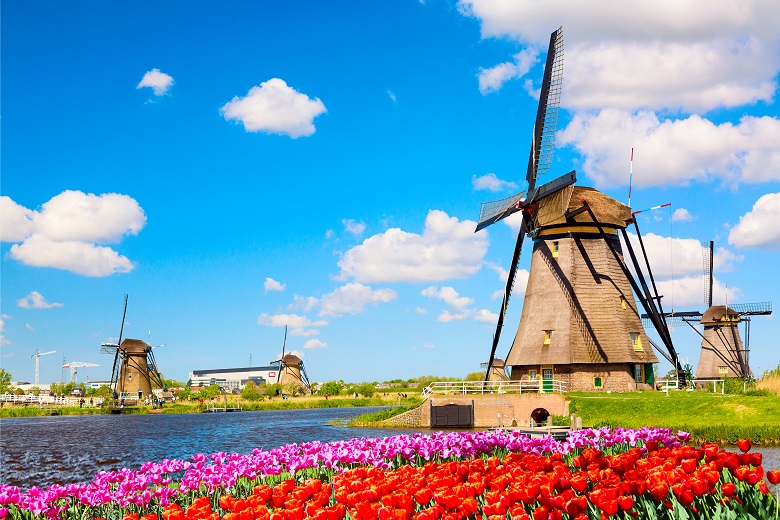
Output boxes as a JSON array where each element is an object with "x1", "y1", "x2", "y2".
[
  {"x1": 379, "y1": 405, "x2": 422, "y2": 428},
  {"x1": 511, "y1": 363, "x2": 641, "y2": 393}
]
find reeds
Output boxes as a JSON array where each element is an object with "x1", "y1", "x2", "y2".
[{"x1": 757, "y1": 365, "x2": 780, "y2": 396}]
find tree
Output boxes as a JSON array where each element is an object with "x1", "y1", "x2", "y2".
[
  {"x1": 464, "y1": 371, "x2": 486, "y2": 381},
  {"x1": 0, "y1": 369, "x2": 13, "y2": 394},
  {"x1": 318, "y1": 381, "x2": 343, "y2": 396},
  {"x1": 355, "y1": 383, "x2": 375, "y2": 398},
  {"x1": 241, "y1": 381, "x2": 263, "y2": 401},
  {"x1": 264, "y1": 383, "x2": 282, "y2": 398},
  {"x1": 198, "y1": 384, "x2": 221, "y2": 399},
  {"x1": 93, "y1": 385, "x2": 112, "y2": 398},
  {"x1": 163, "y1": 379, "x2": 184, "y2": 391}
]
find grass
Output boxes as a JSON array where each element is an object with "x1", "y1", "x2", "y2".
[{"x1": 568, "y1": 390, "x2": 780, "y2": 444}]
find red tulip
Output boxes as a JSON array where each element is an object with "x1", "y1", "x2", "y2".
[
  {"x1": 767, "y1": 470, "x2": 780, "y2": 485},
  {"x1": 721, "y1": 482, "x2": 737, "y2": 497},
  {"x1": 736, "y1": 439, "x2": 752, "y2": 453}
]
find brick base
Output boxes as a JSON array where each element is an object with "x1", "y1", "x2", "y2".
[
  {"x1": 510, "y1": 363, "x2": 648, "y2": 393},
  {"x1": 419, "y1": 394, "x2": 569, "y2": 428}
]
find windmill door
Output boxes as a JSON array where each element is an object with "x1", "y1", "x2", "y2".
[{"x1": 542, "y1": 367, "x2": 554, "y2": 393}]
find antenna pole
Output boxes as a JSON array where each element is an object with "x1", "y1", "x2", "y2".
[
  {"x1": 628, "y1": 147, "x2": 634, "y2": 207},
  {"x1": 708, "y1": 241, "x2": 714, "y2": 308}
]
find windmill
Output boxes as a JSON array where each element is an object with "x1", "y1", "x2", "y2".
[
  {"x1": 100, "y1": 295, "x2": 164, "y2": 400},
  {"x1": 269, "y1": 326, "x2": 312, "y2": 393},
  {"x1": 30, "y1": 349, "x2": 56, "y2": 386},
  {"x1": 477, "y1": 27, "x2": 684, "y2": 392},
  {"x1": 643, "y1": 241, "x2": 772, "y2": 380}
]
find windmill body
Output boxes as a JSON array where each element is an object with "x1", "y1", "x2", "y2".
[
  {"x1": 115, "y1": 339, "x2": 160, "y2": 399},
  {"x1": 504, "y1": 187, "x2": 659, "y2": 391},
  {"x1": 694, "y1": 306, "x2": 754, "y2": 380}
]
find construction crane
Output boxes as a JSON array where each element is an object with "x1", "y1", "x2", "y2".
[
  {"x1": 62, "y1": 362, "x2": 99, "y2": 383},
  {"x1": 30, "y1": 349, "x2": 56, "y2": 385}
]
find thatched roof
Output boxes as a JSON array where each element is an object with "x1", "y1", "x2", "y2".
[
  {"x1": 120, "y1": 339, "x2": 149, "y2": 354},
  {"x1": 700, "y1": 305, "x2": 741, "y2": 325},
  {"x1": 535, "y1": 186, "x2": 632, "y2": 229},
  {"x1": 282, "y1": 354, "x2": 302, "y2": 366}
]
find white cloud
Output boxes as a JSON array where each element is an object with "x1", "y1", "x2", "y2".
[
  {"x1": 342, "y1": 219, "x2": 366, "y2": 236},
  {"x1": 438, "y1": 310, "x2": 470, "y2": 322},
  {"x1": 319, "y1": 282, "x2": 397, "y2": 317},
  {"x1": 671, "y1": 208, "x2": 693, "y2": 222},
  {"x1": 387, "y1": 89, "x2": 397, "y2": 102},
  {"x1": 459, "y1": 1, "x2": 780, "y2": 112},
  {"x1": 278, "y1": 349, "x2": 305, "y2": 359},
  {"x1": 415, "y1": 307, "x2": 428, "y2": 314},
  {"x1": 478, "y1": 49, "x2": 538, "y2": 94},
  {"x1": 421, "y1": 286, "x2": 473, "y2": 309},
  {"x1": 0, "y1": 191, "x2": 145, "y2": 276},
  {"x1": 472, "y1": 173, "x2": 519, "y2": 192},
  {"x1": 0, "y1": 318, "x2": 9, "y2": 346},
  {"x1": 558, "y1": 111, "x2": 780, "y2": 188},
  {"x1": 17, "y1": 291, "x2": 63, "y2": 309},
  {"x1": 257, "y1": 313, "x2": 328, "y2": 337},
  {"x1": 288, "y1": 295, "x2": 319, "y2": 313},
  {"x1": 423, "y1": 342, "x2": 436, "y2": 350},
  {"x1": 728, "y1": 193, "x2": 780, "y2": 250},
  {"x1": 220, "y1": 78, "x2": 327, "y2": 138},
  {"x1": 338, "y1": 210, "x2": 488, "y2": 283},
  {"x1": 325, "y1": 230, "x2": 335, "y2": 239},
  {"x1": 655, "y1": 276, "x2": 742, "y2": 309},
  {"x1": 474, "y1": 309, "x2": 499, "y2": 324},
  {"x1": 303, "y1": 339, "x2": 327, "y2": 349},
  {"x1": 25, "y1": 323, "x2": 35, "y2": 331},
  {"x1": 10, "y1": 235, "x2": 135, "y2": 276},
  {"x1": 264, "y1": 277, "x2": 286, "y2": 293},
  {"x1": 137, "y1": 68, "x2": 174, "y2": 96}
]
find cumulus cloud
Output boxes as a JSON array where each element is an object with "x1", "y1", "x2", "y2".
[
  {"x1": 474, "y1": 309, "x2": 499, "y2": 323},
  {"x1": 137, "y1": 68, "x2": 174, "y2": 96},
  {"x1": 0, "y1": 192, "x2": 145, "y2": 276},
  {"x1": 558, "y1": 112, "x2": 780, "y2": 188},
  {"x1": 338, "y1": 210, "x2": 488, "y2": 283},
  {"x1": 472, "y1": 173, "x2": 519, "y2": 192},
  {"x1": 277, "y1": 349, "x2": 305, "y2": 360},
  {"x1": 671, "y1": 208, "x2": 693, "y2": 222},
  {"x1": 303, "y1": 338, "x2": 327, "y2": 349},
  {"x1": 257, "y1": 313, "x2": 327, "y2": 337},
  {"x1": 0, "y1": 317, "x2": 10, "y2": 346},
  {"x1": 421, "y1": 286, "x2": 473, "y2": 309},
  {"x1": 319, "y1": 283, "x2": 397, "y2": 317},
  {"x1": 264, "y1": 277, "x2": 286, "y2": 293},
  {"x1": 478, "y1": 49, "x2": 538, "y2": 94},
  {"x1": 387, "y1": 90, "x2": 397, "y2": 102},
  {"x1": 728, "y1": 192, "x2": 780, "y2": 250},
  {"x1": 342, "y1": 219, "x2": 366, "y2": 236},
  {"x1": 459, "y1": 1, "x2": 780, "y2": 112},
  {"x1": 423, "y1": 342, "x2": 436, "y2": 350},
  {"x1": 17, "y1": 291, "x2": 63, "y2": 309},
  {"x1": 289, "y1": 295, "x2": 319, "y2": 313},
  {"x1": 415, "y1": 307, "x2": 428, "y2": 314},
  {"x1": 220, "y1": 78, "x2": 327, "y2": 138}
]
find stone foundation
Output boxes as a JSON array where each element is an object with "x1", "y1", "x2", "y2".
[
  {"x1": 510, "y1": 363, "x2": 652, "y2": 393},
  {"x1": 419, "y1": 393, "x2": 569, "y2": 428}
]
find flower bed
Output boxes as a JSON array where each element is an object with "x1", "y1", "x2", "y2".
[{"x1": 0, "y1": 428, "x2": 777, "y2": 519}]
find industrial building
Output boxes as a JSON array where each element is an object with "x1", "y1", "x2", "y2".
[{"x1": 189, "y1": 365, "x2": 280, "y2": 391}]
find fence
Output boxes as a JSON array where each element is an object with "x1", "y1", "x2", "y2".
[
  {"x1": 421, "y1": 380, "x2": 567, "y2": 401},
  {"x1": 656, "y1": 378, "x2": 725, "y2": 394},
  {"x1": 0, "y1": 393, "x2": 101, "y2": 407}
]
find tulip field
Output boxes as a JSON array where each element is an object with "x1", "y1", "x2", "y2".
[{"x1": 1, "y1": 427, "x2": 777, "y2": 519}]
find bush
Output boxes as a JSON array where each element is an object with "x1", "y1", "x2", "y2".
[
  {"x1": 355, "y1": 383, "x2": 375, "y2": 398},
  {"x1": 318, "y1": 381, "x2": 343, "y2": 396},
  {"x1": 241, "y1": 384, "x2": 263, "y2": 401},
  {"x1": 264, "y1": 383, "x2": 282, "y2": 397}
]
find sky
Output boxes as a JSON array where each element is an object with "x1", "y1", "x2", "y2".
[{"x1": 2, "y1": 0, "x2": 779, "y2": 386}]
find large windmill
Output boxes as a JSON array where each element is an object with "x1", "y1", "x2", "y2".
[
  {"x1": 100, "y1": 295, "x2": 164, "y2": 400},
  {"x1": 644, "y1": 241, "x2": 772, "y2": 380},
  {"x1": 269, "y1": 326, "x2": 312, "y2": 393},
  {"x1": 477, "y1": 27, "x2": 684, "y2": 392}
]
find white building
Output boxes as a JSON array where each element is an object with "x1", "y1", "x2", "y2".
[{"x1": 189, "y1": 365, "x2": 280, "y2": 390}]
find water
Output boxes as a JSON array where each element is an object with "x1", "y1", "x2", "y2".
[{"x1": 0, "y1": 407, "x2": 428, "y2": 489}]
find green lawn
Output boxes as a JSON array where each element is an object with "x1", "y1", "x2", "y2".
[{"x1": 568, "y1": 391, "x2": 780, "y2": 444}]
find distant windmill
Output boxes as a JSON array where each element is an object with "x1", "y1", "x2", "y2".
[
  {"x1": 643, "y1": 241, "x2": 772, "y2": 380},
  {"x1": 62, "y1": 362, "x2": 99, "y2": 384},
  {"x1": 30, "y1": 349, "x2": 56, "y2": 386},
  {"x1": 100, "y1": 295, "x2": 164, "y2": 400},
  {"x1": 269, "y1": 326, "x2": 312, "y2": 392}
]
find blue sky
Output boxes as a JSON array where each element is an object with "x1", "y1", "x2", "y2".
[{"x1": 2, "y1": 1, "x2": 779, "y2": 385}]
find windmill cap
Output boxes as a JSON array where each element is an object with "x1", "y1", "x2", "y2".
[
  {"x1": 119, "y1": 338, "x2": 150, "y2": 353},
  {"x1": 700, "y1": 305, "x2": 741, "y2": 324}
]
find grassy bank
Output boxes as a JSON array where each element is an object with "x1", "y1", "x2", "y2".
[
  {"x1": 568, "y1": 390, "x2": 780, "y2": 444},
  {"x1": 0, "y1": 394, "x2": 417, "y2": 418}
]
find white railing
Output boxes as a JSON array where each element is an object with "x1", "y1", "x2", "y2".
[
  {"x1": 422, "y1": 380, "x2": 567, "y2": 401},
  {"x1": 656, "y1": 378, "x2": 725, "y2": 394},
  {"x1": 0, "y1": 393, "x2": 102, "y2": 407}
]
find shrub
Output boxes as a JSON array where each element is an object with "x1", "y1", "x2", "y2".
[{"x1": 355, "y1": 383, "x2": 375, "y2": 398}]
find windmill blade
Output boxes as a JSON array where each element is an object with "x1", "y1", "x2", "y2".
[
  {"x1": 702, "y1": 241, "x2": 714, "y2": 308},
  {"x1": 117, "y1": 294, "x2": 128, "y2": 346},
  {"x1": 484, "y1": 213, "x2": 531, "y2": 383},
  {"x1": 526, "y1": 27, "x2": 564, "y2": 190},
  {"x1": 109, "y1": 348, "x2": 121, "y2": 391},
  {"x1": 475, "y1": 191, "x2": 526, "y2": 232},
  {"x1": 731, "y1": 301, "x2": 772, "y2": 316}
]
